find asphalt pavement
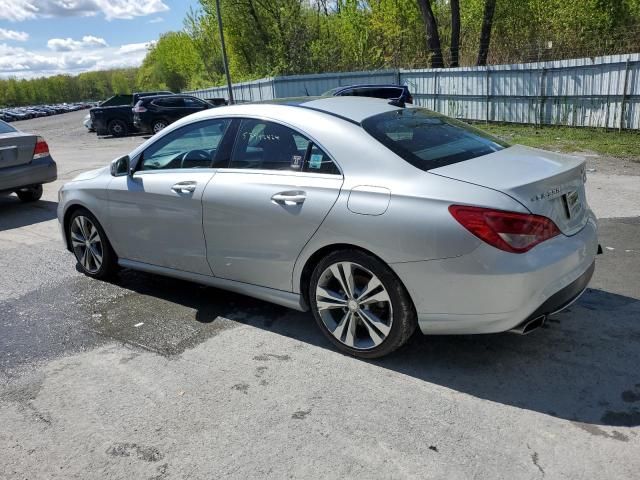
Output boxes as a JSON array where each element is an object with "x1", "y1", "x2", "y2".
[{"x1": 1, "y1": 110, "x2": 639, "y2": 479}]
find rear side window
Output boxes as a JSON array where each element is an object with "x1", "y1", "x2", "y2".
[
  {"x1": 0, "y1": 120, "x2": 16, "y2": 134},
  {"x1": 229, "y1": 119, "x2": 339, "y2": 174},
  {"x1": 155, "y1": 97, "x2": 184, "y2": 108},
  {"x1": 361, "y1": 108, "x2": 509, "y2": 171},
  {"x1": 303, "y1": 145, "x2": 339, "y2": 174},
  {"x1": 184, "y1": 97, "x2": 206, "y2": 108}
]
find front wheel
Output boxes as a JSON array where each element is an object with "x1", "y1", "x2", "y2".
[
  {"x1": 67, "y1": 208, "x2": 118, "y2": 279},
  {"x1": 16, "y1": 185, "x2": 43, "y2": 202},
  {"x1": 309, "y1": 250, "x2": 417, "y2": 359}
]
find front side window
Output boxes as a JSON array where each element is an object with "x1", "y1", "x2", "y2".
[
  {"x1": 140, "y1": 119, "x2": 230, "y2": 171},
  {"x1": 362, "y1": 108, "x2": 509, "y2": 171}
]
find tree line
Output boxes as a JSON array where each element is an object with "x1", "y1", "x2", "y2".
[
  {"x1": 139, "y1": 0, "x2": 640, "y2": 91},
  {"x1": 2, "y1": 0, "x2": 639, "y2": 106},
  {"x1": 0, "y1": 69, "x2": 137, "y2": 107}
]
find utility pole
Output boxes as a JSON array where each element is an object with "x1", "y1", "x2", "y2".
[{"x1": 215, "y1": 0, "x2": 234, "y2": 104}]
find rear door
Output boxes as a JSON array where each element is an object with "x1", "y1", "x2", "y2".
[
  {"x1": 202, "y1": 118, "x2": 343, "y2": 291},
  {"x1": 157, "y1": 97, "x2": 186, "y2": 123},
  {"x1": 0, "y1": 122, "x2": 36, "y2": 170}
]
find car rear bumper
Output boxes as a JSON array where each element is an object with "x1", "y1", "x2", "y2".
[
  {"x1": 391, "y1": 210, "x2": 599, "y2": 334},
  {"x1": 0, "y1": 155, "x2": 57, "y2": 192},
  {"x1": 132, "y1": 114, "x2": 152, "y2": 133}
]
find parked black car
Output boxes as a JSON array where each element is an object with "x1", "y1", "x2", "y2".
[
  {"x1": 322, "y1": 84, "x2": 413, "y2": 104},
  {"x1": 90, "y1": 91, "x2": 173, "y2": 137},
  {"x1": 133, "y1": 95, "x2": 213, "y2": 134}
]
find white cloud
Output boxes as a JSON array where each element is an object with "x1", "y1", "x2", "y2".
[
  {"x1": 0, "y1": 0, "x2": 169, "y2": 22},
  {"x1": 47, "y1": 35, "x2": 108, "y2": 51},
  {"x1": 116, "y1": 41, "x2": 153, "y2": 55},
  {"x1": 148, "y1": 16, "x2": 164, "y2": 24},
  {"x1": 0, "y1": 28, "x2": 29, "y2": 41},
  {"x1": 0, "y1": 40, "x2": 153, "y2": 78}
]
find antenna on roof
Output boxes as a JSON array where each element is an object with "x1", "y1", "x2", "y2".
[{"x1": 388, "y1": 98, "x2": 405, "y2": 108}]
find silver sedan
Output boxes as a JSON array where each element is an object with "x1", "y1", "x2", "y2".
[{"x1": 57, "y1": 97, "x2": 598, "y2": 358}]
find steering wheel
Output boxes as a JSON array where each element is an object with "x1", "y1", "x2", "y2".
[{"x1": 180, "y1": 149, "x2": 211, "y2": 168}]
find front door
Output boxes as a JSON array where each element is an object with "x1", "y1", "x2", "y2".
[
  {"x1": 202, "y1": 118, "x2": 343, "y2": 291},
  {"x1": 107, "y1": 118, "x2": 231, "y2": 275}
]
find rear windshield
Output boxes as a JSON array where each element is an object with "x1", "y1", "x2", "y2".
[
  {"x1": 0, "y1": 120, "x2": 16, "y2": 134},
  {"x1": 361, "y1": 108, "x2": 508, "y2": 171}
]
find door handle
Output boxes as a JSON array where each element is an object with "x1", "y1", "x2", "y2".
[
  {"x1": 271, "y1": 191, "x2": 306, "y2": 206},
  {"x1": 171, "y1": 181, "x2": 197, "y2": 194}
]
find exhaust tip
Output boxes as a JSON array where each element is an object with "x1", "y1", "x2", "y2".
[{"x1": 509, "y1": 315, "x2": 546, "y2": 335}]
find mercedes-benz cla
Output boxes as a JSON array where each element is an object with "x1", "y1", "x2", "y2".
[{"x1": 58, "y1": 97, "x2": 598, "y2": 358}]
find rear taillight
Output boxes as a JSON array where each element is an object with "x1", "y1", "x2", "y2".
[
  {"x1": 448, "y1": 205, "x2": 561, "y2": 253},
  {"x1": 32, "y1": 136, "x2": 49, "y2": 160},
  {"x1": 133, "y1": 102, "x2": 147, "y2": 113}
]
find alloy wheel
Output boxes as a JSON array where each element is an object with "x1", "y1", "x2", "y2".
[
  {"x1": 153, "y1": 121, "x2": 167, "y2": 133},
  {"x1": 315, "y1": 261, "x2": 393, "y2": 350},
  {"x1": 70, "y1": 215, "x2": 103, "y2": 274}
]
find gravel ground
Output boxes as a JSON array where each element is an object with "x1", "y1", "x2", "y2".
[{"x1": 1, "y1": 110, "x2": 639, "y2": 479}]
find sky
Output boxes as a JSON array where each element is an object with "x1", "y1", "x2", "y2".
[{"x1": 0, "y1": 0, "x2": 198, "y2": 79}]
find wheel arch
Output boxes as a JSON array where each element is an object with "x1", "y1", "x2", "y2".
[
  {"x1": 62, "y1": 203, "x2": 88, "y2": 250},
  {"x1": 298, "y1": 243, "x2": 414, "y2": 311},
  {"x1": 62, "y1": 203, "x2": 115, "y2": 257}
]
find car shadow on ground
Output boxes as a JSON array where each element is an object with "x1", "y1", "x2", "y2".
[
  {"x1": 0, "y1": 197, "x2": 58, "y2": 231},
  {"x1": 106, "y1": 269, "x2": 640, "y2": 429}
]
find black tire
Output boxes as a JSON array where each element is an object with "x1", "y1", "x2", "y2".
[
  {"x1": 16, "y1": 185, "x2": 43, "y2": 202},
  {"x1": 151, "y1": 119, "x2": 168, "y2": 134},
  {"x1": 108, "y1": 119, "x2": 128, "y2": 137},
  {"x1": 308, "y1": 249, "x2": 417, "y2": 359},
  {"x1": 67, "y1": 208, "x2": 118, "y2": 280}
]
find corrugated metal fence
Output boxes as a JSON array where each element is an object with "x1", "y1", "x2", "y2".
[{"x1": 187, "y1": 53, "x2": 640, "y2": 129}]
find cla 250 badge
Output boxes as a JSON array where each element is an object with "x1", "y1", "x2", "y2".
[{"x1": 530, "y1": 187, "x2": 562, "y2": 202}]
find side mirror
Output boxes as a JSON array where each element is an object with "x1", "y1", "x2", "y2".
[{"x1": 110, "y1": 155, "x2": 130, "y2": 176}]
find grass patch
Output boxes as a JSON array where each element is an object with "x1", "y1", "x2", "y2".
[{"x1": 478, "y1": 123, "x2": 640, "y2": 160}]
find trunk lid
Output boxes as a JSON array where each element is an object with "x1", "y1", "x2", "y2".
[
  {"x1": 0, "y1": 132, "x2": 37, "y2": 169},
  {"x1": 430, "y1": 144, "x2": 589, "y2": 235}
]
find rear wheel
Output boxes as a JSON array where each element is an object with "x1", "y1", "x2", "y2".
[
  {"x1": 108, "y1": 119, "x2": 128, "y2": 137},
  {"x1": 16, "y1": 185, "x2": 43, "y2": 202},
  {"x1": 67, "y1": 208, "x2": 117, "y2": 279},
  {"x1": 309, "y1": 250, "x2": 417, "y2": 358},
  {"x1": 151, "y1": 119, "x2": 168, "y2": 134}
]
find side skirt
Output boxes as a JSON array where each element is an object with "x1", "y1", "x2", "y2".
[{"x1": 118, "y1": 258, "x2": 308, "y2": 312}]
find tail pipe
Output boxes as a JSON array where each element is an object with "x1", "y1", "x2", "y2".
[{"x1": 509, "y1": 315, "x2": 546, "y2": 335}]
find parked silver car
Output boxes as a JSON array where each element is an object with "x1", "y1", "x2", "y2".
[
  {"x1": 1, "y1": 119, "x2": 57, "y2": 202},
  {"x1": 57, "y1": 97, "x2": 598, "y2": 358}
]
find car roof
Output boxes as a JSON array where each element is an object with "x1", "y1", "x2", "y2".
[
  {"x1": 302, "y1": 96, "x2": 403, "y2": 123},
  {"x1": 334, "y1": 84, "x2": 407, "y2": 91},
  {"x1": 128, "y1": 96, "x2": 406, "y2": 161},
  {"x1": 261, "y1": 96, "x2": 403, "y2": 123}
]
